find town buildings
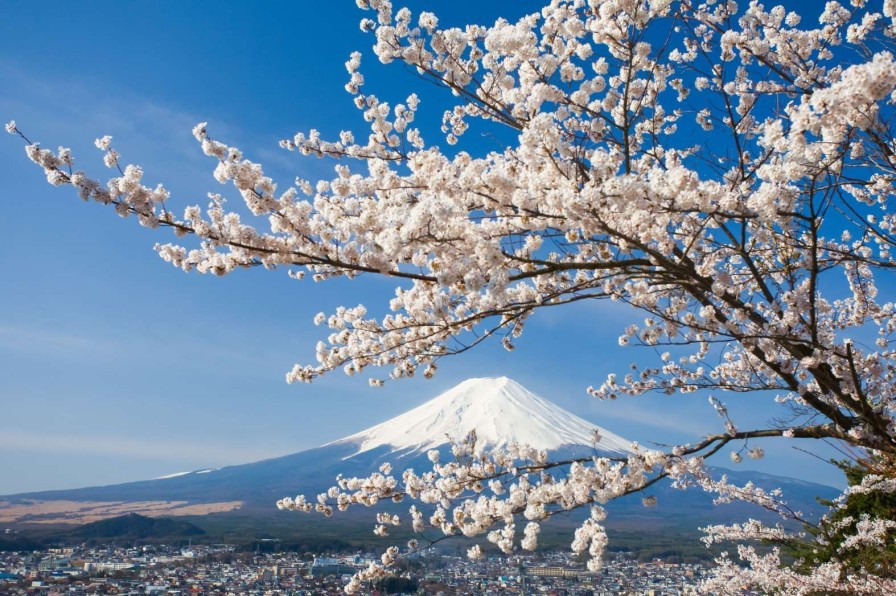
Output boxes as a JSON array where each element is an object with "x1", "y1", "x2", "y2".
[{"x1": 0, "y1": 543, "x2": 708, "y2": 594}]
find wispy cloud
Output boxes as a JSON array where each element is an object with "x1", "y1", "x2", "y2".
[
  {"x1": 0, "y1": 321, "x2": 294, "y2": 382},
  {"x1": 0, "y1": 56, "x2": 316, "y2": 197},
  {"x1": 0, "y1": 324, "x2": 113, "y2": 358},
  {"x1": 588, "y1": 400, "x2": 712, "y2": 439},
  {"x1": 1, "y1": 58, "x2": 219, "y2": 205},
  {"x1": 0, "y1": 429, "x2": 284, "y2": 466}
]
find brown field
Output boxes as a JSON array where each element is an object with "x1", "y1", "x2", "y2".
[{"x1": 0, "y1": 499, "x2": 242, "y2": 524}]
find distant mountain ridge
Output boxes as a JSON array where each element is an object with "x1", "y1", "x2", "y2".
[
  {"x1": 0, "y1": 377, "x2": 840, "y2": 529},
  {"x1": 68, "y1": 513, "x2": 204, "y2": 540}
]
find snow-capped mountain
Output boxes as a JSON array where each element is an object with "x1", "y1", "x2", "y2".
[
  {"x1": 0, "y1": 377, "x2": 838, "y2": 528},
  {"x1": 1, "y1": 377, "x2": 627, "y2": 519},
  {"x1": 331, "y1": 376, "x2": 632, "y2": 456}
]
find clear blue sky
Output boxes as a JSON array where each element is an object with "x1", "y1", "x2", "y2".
[{"x1": 0, "y1": 1, "x2": 844, "y2": 494}]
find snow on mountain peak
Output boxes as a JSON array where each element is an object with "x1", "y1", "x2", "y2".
[{"x1": 330, "y1": 376, "x2": 633, "y2": 457}]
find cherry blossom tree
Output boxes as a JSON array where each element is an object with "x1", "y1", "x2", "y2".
[{"x1": 8, "y1": 0, "x2": 896, "y2": 592}]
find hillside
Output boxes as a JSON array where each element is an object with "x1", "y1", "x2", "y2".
[{"x1": 67, "y1": 513, "x2": 205, "y2": 541}]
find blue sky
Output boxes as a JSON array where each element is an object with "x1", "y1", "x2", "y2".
[{"x1": 0, "y1": 1, "x2": 846, "y2": 494}]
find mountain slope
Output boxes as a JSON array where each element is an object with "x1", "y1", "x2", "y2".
[
  {"x1": 0, "y1": 377, "x2": 840, "y2": 529},
  {"x1": 2, "y1": 377, "x2": 629, "y2": 508},
  {"x1": 331, "y1": 376, "x2": 632, "y2": 456}
]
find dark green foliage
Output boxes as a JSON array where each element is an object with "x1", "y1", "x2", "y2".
[
  {"x1": 375, "y1": 575, "x2": 419, "y2": 594},
  {"x1": 2, "y1": 514, "x2": 204, "y2": 550},
  {"x1": 0, "y1": 533, "x2": 44, "y2": 552},
  {"x1": 68, "y1": 513, "x2": 205, "y2": 541},
  {"x1": 787, "y1": 457, "x2": 896, "y2": 580}
]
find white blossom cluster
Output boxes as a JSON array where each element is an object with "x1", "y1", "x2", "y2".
[
  {"x1": 11, "y1": 0, "x2": 896, "y2": 592},
  {"x1": 701, "y1": 519, "x2": 795, "y2": 547},
  {"x1": 278, "y1": 431, "x2": 785, "y2": 588},
  {"x1": 702, "y1": 544, "x2": 896, "y2": 594}
]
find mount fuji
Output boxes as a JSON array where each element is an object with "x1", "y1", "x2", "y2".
[
  {"x1": 330, "y1": 376, "x2": 632, "y2": 457},
  {"x1": 0, "y1": 377, "x2": 838, "y2": 529}
]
